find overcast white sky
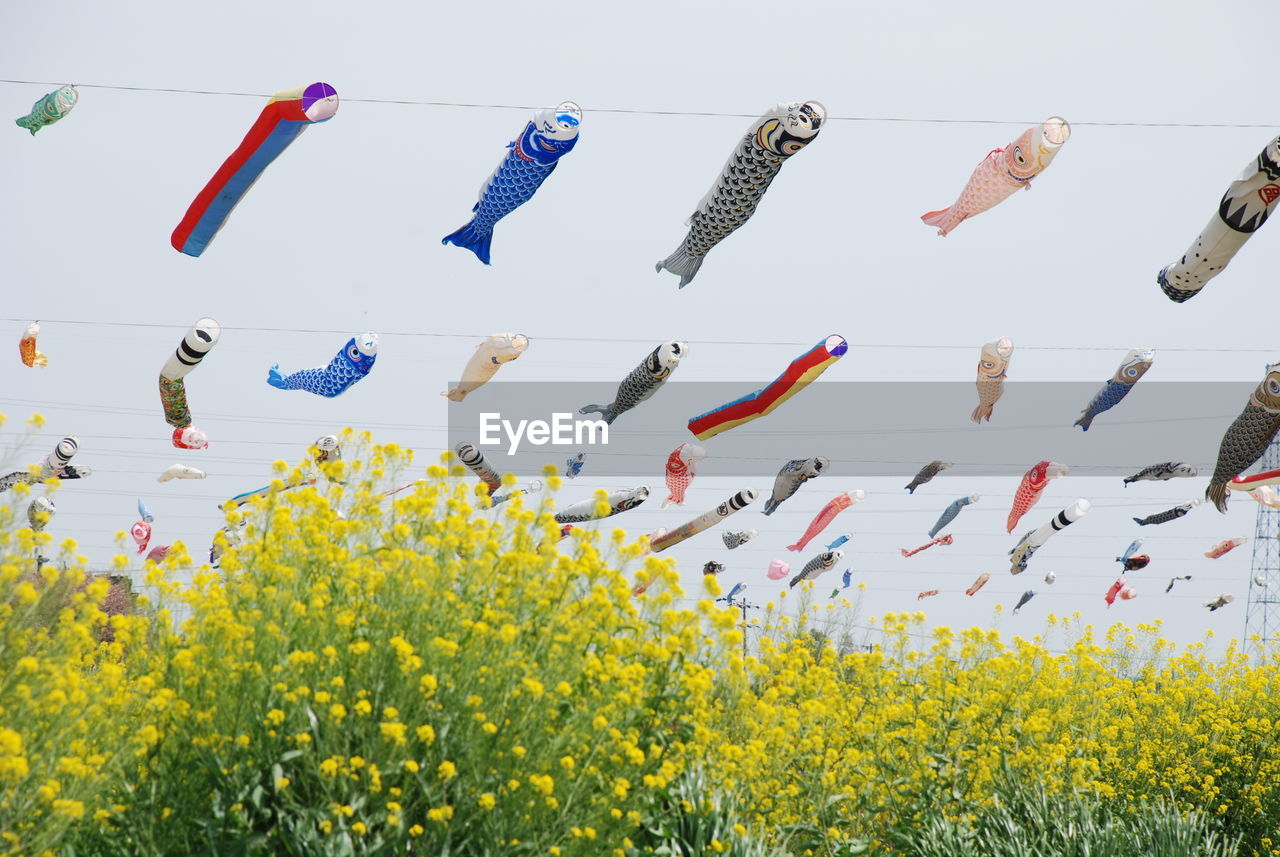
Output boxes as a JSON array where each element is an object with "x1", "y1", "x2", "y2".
[{"x1": 2, "y1": 0, "x2": 1278, "y2": 655}]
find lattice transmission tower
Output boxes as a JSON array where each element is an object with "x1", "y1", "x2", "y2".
[{"x1": 1245, "y1": 436, "x2": 1280, "y2": 655}]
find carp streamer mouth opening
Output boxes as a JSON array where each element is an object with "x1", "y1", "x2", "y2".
[{"x1": 1042, "y1": 116, "x2": 1071, "y2": 146}]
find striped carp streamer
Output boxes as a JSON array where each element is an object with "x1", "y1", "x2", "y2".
[
  {"x1": 787, "y1": 490, "x2": 866, "y2": 552},
  {"x1": 454, "y1": 442, "x2": 502, "y2": 493},
  {"x1": 15, "y1": 85, "x2": 77, "y2": 135},
  {"x1": 553, "y1": 486, "x2": 649, "y2": 524},
  {"x1": 1158, "y1": 134, "x2": 1280, "y2": 302},
  {"x1": 443, "y1": 102, "x2": 581, "y2": 265},
  {"x1": 1208, "y1": 365, "x2": 1280, "y2": 512},
  {"x1": 972, "y1": 337, "x2": 1014, "y2": 423},
  {"x1": 1009, "y1": 498, "x2": 1092, "y2": 574},
  {"x1": 1124, "y1": 462, "x2": 1196, "y2": 485},
  {"x1": 905, "y1": 460, "x2": 951, "y2": 493},
  {"x1": 689, "y1": 336, "x2": 847, "y2": 441},
  {"x1": 1073, "y1": 348, "x2": 1155, "y2": 431},
  {"x1": 662, "y1": 443, "x2": 706, "y2": 508},
  {"x1": 1007, "y1": 461, "x2": 1068, "y2": 533},
  {"x1": 443, "y1": 333, "x2": 529, "y2": 402},
  {"x1": 789, "y1": 549, "x2": 843, "y2": 588},
  {"x1": 172, "y1": 83, "x2": 338, "y2": 257},
  {"x1": 657, "y1": 101, "x2": 825, "y2": 288},
  {"x1": 1134, "y1": 500, "x2": 1200, "y2": 526},
  {"x1": 922, "y1": 117, "x2": 1070, "y2": 236},
  {"x1": 1, "y1": 437, "x2": 92, "y2": 491},
  {"x1": 580, "y1": 341, "x2": 687, "y2": 425},
  {"x1": 19, "y1": 322, "x2": 47, "y2": 367},
  {"x1": 650, "y1": 488, "x2": 758, "y2": 553},
  {"x1": 159, "y1": 317, "x2": 220, "y2": 450},
  {"x1": 901, "y1": 534, "x2": 954, "y2": 558},
  {"x1": 763, "y1": 456, "x2": 828, "y2": 515}
]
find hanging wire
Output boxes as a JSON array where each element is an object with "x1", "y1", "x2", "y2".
[{"x1": 1, "y1": 78, "x2": 1278, "y2": 129}]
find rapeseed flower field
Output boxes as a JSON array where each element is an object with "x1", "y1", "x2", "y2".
[{"x1": 1, "y1": 436, "x2": 1277, "y2": 856}]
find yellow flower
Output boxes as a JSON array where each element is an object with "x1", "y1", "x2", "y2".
[
  {"x1": 437, "y1": 760, "x2": 457, "y2": 781},
  {"x1": 477, "y1": 792, "x2": 496, "y2": 810}
]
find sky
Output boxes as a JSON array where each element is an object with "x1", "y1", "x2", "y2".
[{"x1": 2, "y1": 0, "x2": 1278, "y2": 657}]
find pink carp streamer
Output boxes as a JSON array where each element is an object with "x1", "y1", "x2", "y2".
[
  {"x1": 966, "y1": 573, "x2": 991, "y2": 596},
  {"x1": 1007, "y1": 461, "x2": 1068, "y2": 533},
  {"x1": 786, "y1": 490, "x2": 865, "y2": 552},
  {"x1": 922, "y1": 117, "x2": 1070, "y2": 236}
]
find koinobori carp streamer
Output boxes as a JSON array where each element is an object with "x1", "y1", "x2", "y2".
[
  {"x1": 650, "y1": 488, "x2": 758, "y2": 553},
  {"x1": 922, "y1": 117, "x2": 1070, "y2": 236},
  {"x1": 688, "y1": 336, "x2": 846, "y2": 441},
  {"x1": 1158, "y1": 134, "x2": 1280, "y2": 302},
  {"x1": 443, "y1": 333, "x2": 529, "y2": 402},
  {"x1": 172, "y1": 83, "x2": 338, "y2": 257},
  {"x1": 656, "y1": 101, "x2": 825, "y2": 288},
  {"x1": 1206, "y1": 364, "x2": 1280, "y2": 512},
  {"x1": 159, "y1": 317, "x2": 220, "y2": 450},
  {"x1": 443, "y1": 102, "x2": 580, "y2": 265}
]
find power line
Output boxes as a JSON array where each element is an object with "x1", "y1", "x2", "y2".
[
  {"x1": 1, "y1": 78, "x2": 1277, "y2": 129},
  {"x1": 4, "y1": 316, "x2": 1280, "y2": 353}
]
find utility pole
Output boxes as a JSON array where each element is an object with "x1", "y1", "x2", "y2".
[
  {"x1": 1245, "y1": 436, "x2": 1280, "y2": 657},
  {"x1": 716, "y1": 591, "x2": 758, "y2": 661}
]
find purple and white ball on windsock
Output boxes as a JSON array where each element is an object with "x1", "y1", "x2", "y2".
[
  {"x1": 1158, "y1": 134, "x2": 1280, "y2": 302},
  {"x1": 1206, "y1": 364, "x2": 1280, "y2": 512},
  {"x1": 1073, "y1": 348, "x2": 1155, "y2": 431},
  {"x1": 656, "y1": 101, "x2": 826, "y2": 288},
  {"x1": 972, "y1": 338, "x2": 1013, "y2": 423},
  {"x1": 159, "y1": 318, "x2": 220, "y2": 450}
]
